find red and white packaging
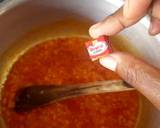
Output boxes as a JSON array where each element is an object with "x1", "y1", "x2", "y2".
[{"x1": 85, "y1": 36, "x2": 112, "y2": 61}]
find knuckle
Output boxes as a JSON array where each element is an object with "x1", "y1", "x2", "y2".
[{"x1": 122, "y1": 63, "x2": 142, "y2": 84}]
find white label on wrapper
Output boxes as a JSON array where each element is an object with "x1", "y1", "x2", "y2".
[{"x1": 88, "y1": 41, "x2": 108, "y2": 56}]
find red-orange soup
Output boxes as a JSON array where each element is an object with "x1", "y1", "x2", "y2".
[{"x1": 2, "y1": 37, "x2": 139, "y2": 128}]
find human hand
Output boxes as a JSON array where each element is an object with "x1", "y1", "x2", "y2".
[
  {"x1": 89, "y1": 0, "x2": 160, "y2": 36},
  {"x1": 99, "y1": 53, "x2": 160, "y2": 110},
  {"x1": 89, "y1": 0, "x2": 160, "y2": 109}
]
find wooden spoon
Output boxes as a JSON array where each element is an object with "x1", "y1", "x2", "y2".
[{"x1": 15, "y1": 80, "x2": 134, "y2": 112}]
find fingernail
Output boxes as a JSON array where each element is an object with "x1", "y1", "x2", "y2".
[
  {"x1": 90, "y1": 22, "x2": 101, "y2": 30},
  {"x1": 149, "y1": 23, "x2": 156, "y2": 35},
  {"x1": 99, "y1": 56, "x2": 117, "y2": 71},
  {"x1": 149, "y1": 21, "x2": 160, "y2": 35},
  {"x1": 89, "y1": 22, "x2": 101, "y2": 38}
]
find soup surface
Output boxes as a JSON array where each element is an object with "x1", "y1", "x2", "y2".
[{"x1": 2, "y1": 37, "x2": 139, "y2": 128}]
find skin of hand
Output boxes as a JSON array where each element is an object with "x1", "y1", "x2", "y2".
[
  {"x1": 89, "y1": 0, "x2": 160, "y2": 36},
  {"x1": 89, "y1": 0, "x2": 160, "y2": 110}
]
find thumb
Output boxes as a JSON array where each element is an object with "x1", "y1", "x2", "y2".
[{"x1": 99, "y1": 52, "x2": 160, "y2": 110}]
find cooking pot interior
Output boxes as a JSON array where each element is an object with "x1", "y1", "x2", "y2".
[{"x1": 0, "y1": 0, "x2": 160, "y2": 128}]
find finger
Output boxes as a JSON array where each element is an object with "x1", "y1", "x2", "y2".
[
  {"x1": 149, "y1": 17, "x2": 160, "y2": 35},
  {"x1": 99, "y1": 52, "x2": 160, "y2": 110},
  {"x1": 89, "y1": 0, "x2": 152, "y2": 38},
  {"x1": 149, "y1": 0, "x2": 160, "y2": 35}
]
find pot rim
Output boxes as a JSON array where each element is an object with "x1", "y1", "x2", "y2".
[
  {"x1": 0, "y1": 0, "x2": 159, "y2": 41},
  {"x1": 0, "y1": 0, "x2": 26, "y2": 15}
]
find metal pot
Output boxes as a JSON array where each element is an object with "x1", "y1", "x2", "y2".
[{"x1": 0, "y1": 0, "x2": 160, "y2": 127}]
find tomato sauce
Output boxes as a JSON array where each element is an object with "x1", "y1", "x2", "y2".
[{"x1": 2, "y1": 37, "x2": 139, "y2": 128}]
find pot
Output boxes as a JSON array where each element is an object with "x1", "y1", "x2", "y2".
[{"x1": 0, "y1": 0, "x2": 160, "y2": 128}]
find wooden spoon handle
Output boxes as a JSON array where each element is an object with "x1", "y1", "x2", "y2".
[{"x1": 15, "y1": 80, "x2": 134, "y2": 112}]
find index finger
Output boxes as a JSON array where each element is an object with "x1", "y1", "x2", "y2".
[{"x1": 89, "y1": 0, "x2": 152, "y2": 38}]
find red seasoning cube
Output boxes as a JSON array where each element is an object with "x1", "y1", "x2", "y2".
[{"x1": 85, "y1": 36, "x2": 112, "y2": 61}]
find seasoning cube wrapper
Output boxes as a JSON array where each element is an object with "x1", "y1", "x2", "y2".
[{"x1": 85, "y1": 36, "x2": 112, "y2": 61}]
